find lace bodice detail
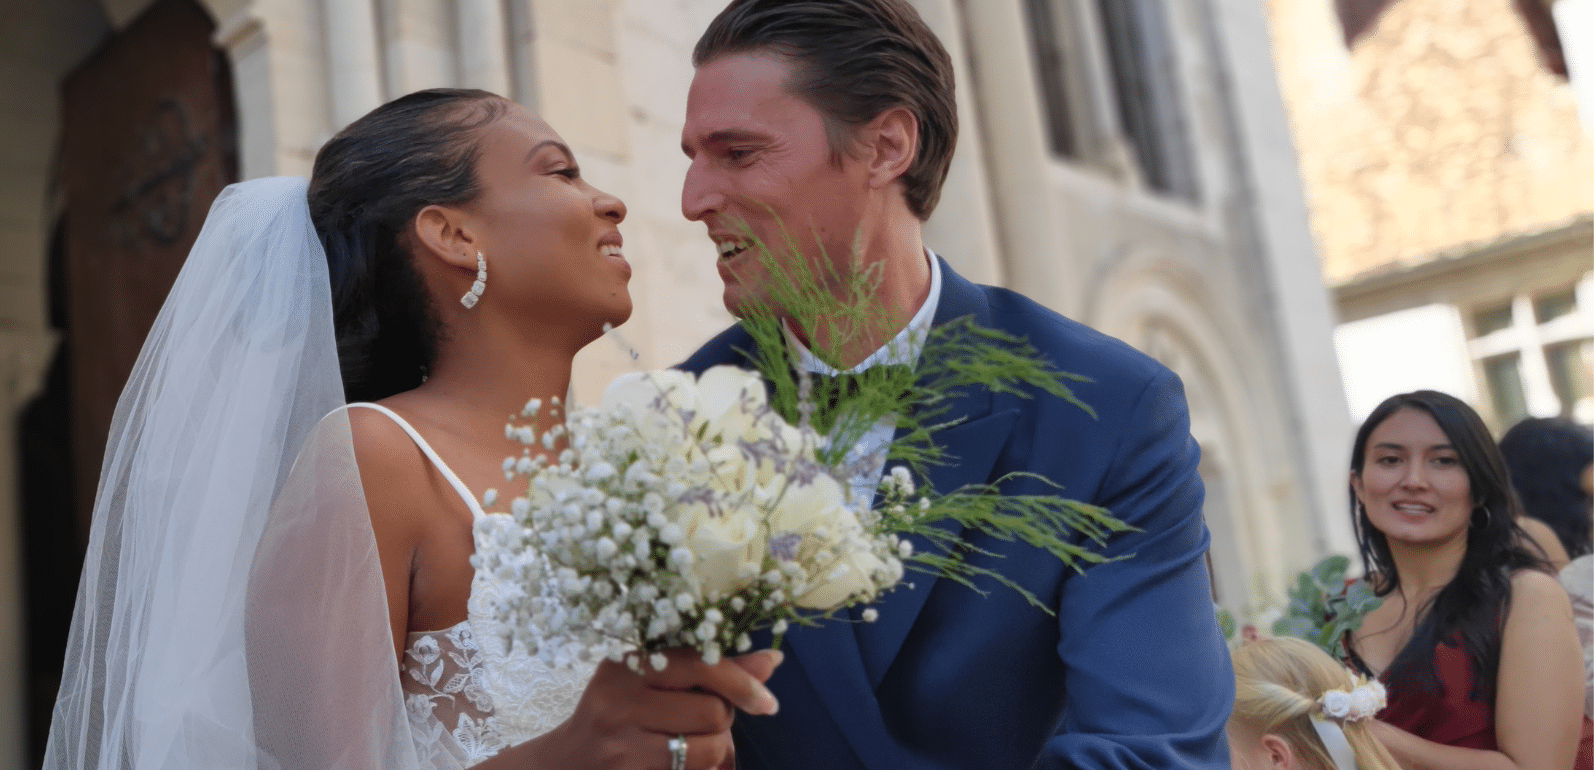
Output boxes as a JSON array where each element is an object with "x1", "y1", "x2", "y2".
[
  {"x1": 401, "y1": 623, "x2": 504, "y2": 765},
  {"x1": 354, "y1": 403, "x2": 595, "y2": 767},
  {"x1": 399, "y1": 568, "x2": 595, "y2": 766}
]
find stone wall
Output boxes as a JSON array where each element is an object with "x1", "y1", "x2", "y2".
[{"x1": 1267, "y1": 0, "x2": 1594, "y2": 284}]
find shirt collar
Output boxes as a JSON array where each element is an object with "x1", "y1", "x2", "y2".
[{"x1": 788, "y1": 250, "x2": 943, "y2": 375}]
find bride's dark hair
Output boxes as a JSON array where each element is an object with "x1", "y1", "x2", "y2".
[{"x1": 308, "y1": 88, "x2": 510, "y2": 402}]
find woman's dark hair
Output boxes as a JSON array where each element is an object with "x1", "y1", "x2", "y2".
[
  {"x1": 693, "y1": 0, "x2": 956, "y2": 220},
  {"x1": 1347, "y1": 390, "x2": 1550, "y2": 704},
  {"x1": 308, "y1": 88, "x2": 510, "y2": 402},
  {"x1": 1499, "y1": 417, "x2": 1594, "y2": 559}
]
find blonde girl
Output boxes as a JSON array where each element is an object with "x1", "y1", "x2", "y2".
[{"x1": 1230, "y1": 637, "x2": 1402, "y2": 770}]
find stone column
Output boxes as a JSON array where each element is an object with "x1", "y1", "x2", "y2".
[
  {"x1": 504, "y1": 0, "x2": 539, "y2": 107},
  {"x1": 456, "y1": 0, "x2": 513, "y2": 96},
  {"x1": 906, "y1": 0, "x2": 1005, "y2": 287},
  {"x1": 958, "y1": 0, "x2": 1079, "y2": 315},
  {"x1": 322, "y1": 0, "x2": 385, "y2": 129},
  {"x1": 215, "y1": 0, "x2": 335, "y2": 178},
  {"x1": 1199, "y1": 0, "x2": 1357, "y2": 557}
]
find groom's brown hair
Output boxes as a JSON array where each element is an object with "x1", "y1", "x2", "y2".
[{"x1": 693, "y1": 0, "x2": 957, "y2": 221}]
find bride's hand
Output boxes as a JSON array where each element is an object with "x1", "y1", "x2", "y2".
[{"x1": 528, "y1": 648, "x2": 784, "y2": 770}]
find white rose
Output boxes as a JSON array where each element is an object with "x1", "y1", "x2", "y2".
[
  {"x1": 690, "y1": 366, "x2": 770, "y2": 445},
  {"x1": 766, "y1": 472, "x2": 853, "y2": 548},
  {"x1": 677, "y1": 499, "x2": 767, "y2": 597},
  {"x1": 601, "y1": 370, "x2": 697, "y2": 449},
  {"x1": 666, "y1": 445, "x2": 772, "y2": 595},
  {"x1": 761, "y1": 472, "x2": 886, "y2": 610},
  {"x1": 703, "y1": 445, "x2": 757, "y2": 497},
  {"x1": 796, "y1": 548, "x2": 887, "y2": 611},
  {"x1": 1319, "y1": 690, "x2": 1352, "y2": 719},
  {"x1": 525, "y1": 475, "x2": 581, "y2": 519}
]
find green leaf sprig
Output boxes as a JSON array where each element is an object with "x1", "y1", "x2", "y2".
[
  {"x1": 724, "y1": 218, "x2": 1135, "y2": 613},
  {"x1": 1270, "y1": 555, "x2": 1383, "y2": 657}
]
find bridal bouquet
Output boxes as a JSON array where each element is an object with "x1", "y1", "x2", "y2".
[
  {"x1": 473, "y1": 228, "x2": 1134, "y2": 671},
  {"x1": 473, "y1": 366, "x2": 912, "y2": 668}
]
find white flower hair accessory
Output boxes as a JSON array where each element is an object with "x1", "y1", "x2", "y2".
[
  {"x1": 1310, "y1": 674, "x2": 1386, "y2": 770},
  {"x1": 1317, "y1": 675, "x2": 1386, "y2": 722}
]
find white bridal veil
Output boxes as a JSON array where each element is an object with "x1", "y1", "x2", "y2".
[{"x1": 44, "y1": 177, "x2": 454, "y2": 769}]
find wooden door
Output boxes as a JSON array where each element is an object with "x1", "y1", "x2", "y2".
[
  {"x1": 25, "y1": 0, "x2": 237, "y2": 761},
  {"x1": 58, "y1": 0, "x2": 238, "y2": 538}
]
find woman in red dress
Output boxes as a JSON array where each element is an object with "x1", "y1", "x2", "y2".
[{"x1": 1343, "y1": 390, "x2": 1591, "y2": 770}]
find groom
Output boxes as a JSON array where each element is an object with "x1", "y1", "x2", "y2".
[{"x1": 677, "y1": 1, "x2": 1233, "y2": 768}]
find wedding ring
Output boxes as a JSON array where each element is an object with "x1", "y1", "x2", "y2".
[{"x1": 667, "y1": 734, "x2": 688, "y2": 770}]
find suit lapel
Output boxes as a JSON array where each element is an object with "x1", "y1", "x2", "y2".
[
  {"x1": 852, "y1": 262, "x2": 1018, "y2": 686},
  {"x1": 781, "y1": 621, "x2": 909, "y2": 769},
  {"x1": 853, "y1": 405, "x2": 1019, "y2": 687}
]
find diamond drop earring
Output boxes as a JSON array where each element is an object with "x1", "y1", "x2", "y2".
[{"x1": 460, "y1": 251, "x2": 487, "y2": 309}]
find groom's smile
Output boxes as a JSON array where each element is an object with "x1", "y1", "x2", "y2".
[{"x1": 681, "y1": 51, "x2": 875, "y2": 319}]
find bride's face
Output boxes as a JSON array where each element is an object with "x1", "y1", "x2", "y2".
[{"x1": 461, "y1": 103, "x2": 632, "y2": 333}]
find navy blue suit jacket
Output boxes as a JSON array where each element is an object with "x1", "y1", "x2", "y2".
[{"x1": 679, "y1": 259, "x2": 1233, "y2": 769}]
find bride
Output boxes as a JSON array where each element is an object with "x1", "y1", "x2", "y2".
[{"x1": 44, "y1": 88, "x2": 780, "y2": 770}]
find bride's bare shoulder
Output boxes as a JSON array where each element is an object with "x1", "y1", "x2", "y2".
[{"x1": 345, "y1": 405, "x2": 433, "y2": 529}]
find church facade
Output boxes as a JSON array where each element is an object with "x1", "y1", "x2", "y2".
[{"x1": 0, "y1": 0, "x2": 1351, "y2": 763}]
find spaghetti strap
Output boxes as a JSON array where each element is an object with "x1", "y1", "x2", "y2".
[{"x1": 345, "y1": 402, "x2": 487, "y2": 520}]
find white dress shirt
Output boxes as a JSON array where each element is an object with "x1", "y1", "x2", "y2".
[{"x1": 786, "y1": 251, "x2": 943, "y2": 504}]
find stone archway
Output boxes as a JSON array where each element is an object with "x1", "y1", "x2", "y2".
[{"x1": 1084, "y1": 251, "x2": 1317, "y2": 615}]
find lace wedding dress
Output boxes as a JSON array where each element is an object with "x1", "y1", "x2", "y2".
[{"x1": 351, "y1": 403, "x2": 595, "y2": 767}]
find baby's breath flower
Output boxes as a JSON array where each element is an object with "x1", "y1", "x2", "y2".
[{"x1": 483, "y1": 365, "x2": 909, "y2": 670}]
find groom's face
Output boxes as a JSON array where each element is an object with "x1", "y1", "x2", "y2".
[{"x1": 681, "y1": 51, "x2": 874, "y2": 318}]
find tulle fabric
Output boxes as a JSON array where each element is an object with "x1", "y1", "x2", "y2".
[{"x1": 43, "y1": 177, "x2": 460, "y2": 769}]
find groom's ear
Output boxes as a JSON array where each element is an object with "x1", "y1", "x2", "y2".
[
  {"x1": 860, "y1": 106, "x2": 918, "y2": 191},
  {"x1": 411, "y1": 204, "x2": 479, "y2": 272}
]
